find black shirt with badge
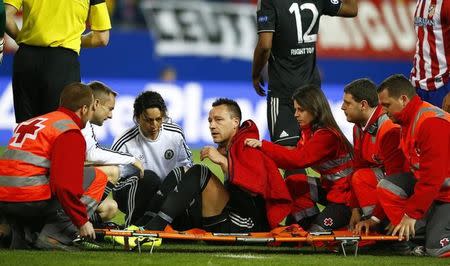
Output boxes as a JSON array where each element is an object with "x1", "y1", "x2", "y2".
[{"x1": 257, "y1": 0, "x2": 342, "y2": 98}]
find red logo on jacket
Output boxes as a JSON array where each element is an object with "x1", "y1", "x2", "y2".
[
  {"x1": 440, "y1": 238, "x2": 449, "y2": 247},
  {"x1": 11, "y1": 118, "x2": 47, "y2": 148},
  {"x1": 323, "y1": 218, "x2": 334, "y2": 227}
]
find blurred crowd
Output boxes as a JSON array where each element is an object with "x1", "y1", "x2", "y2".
[{"x1": 108, "y1": 0, "x2": 257, "y2": 29}]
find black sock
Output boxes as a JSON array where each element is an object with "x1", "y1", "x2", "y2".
[
  {"x1": 101, "y1": 182, "x2": 115, "y2": 202},
  {"x1": 298, "y1": 215, "x2": 317, "y2": 230},
  {"x1": 89, "y1": 212, "x2": 103, "y2": 226},
  {"x1": 148, "y1": 167, "x2": 184, "y2": 211},
  {"x1": 134, "y1": 168, "x2": 182, "y2": 226},
  {"x1": 144, "y1": 165, "x2": 211, "y2": 230}
]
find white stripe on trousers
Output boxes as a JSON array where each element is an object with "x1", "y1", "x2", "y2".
[
  {"x1": 113, "y1": 176, "x2": 139, "y2": 227},
  {"x1": 229, "y1": 212, "x2": 254, "y2": 229},
  {"x1": 270, "y1": 97, "x2": 279, "y2": 136}
]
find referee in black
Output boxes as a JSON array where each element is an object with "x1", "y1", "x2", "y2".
[
  {"x1": 252, "y1": 0, "x2": 357, "y2": 148},
  {"x1": 5, "y1": 0, "x2": 112, "y2": 123}
]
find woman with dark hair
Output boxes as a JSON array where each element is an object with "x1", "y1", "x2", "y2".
[{"x1": 245, "y1": 84, "x2": 354, "y2": 231}]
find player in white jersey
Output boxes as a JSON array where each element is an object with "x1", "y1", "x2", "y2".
[
  {"x1": 410, "y1": 0, "x2": 450, "y2": 107},
  {"x1": 111, "y1": 91, "x2": 193, "y2": 226},
  {"x1": 81, "y1": 81, "x2": 145, "y2": 227},
  {"x1": 111, "y1": 122, "x2": 192, "y2": 179}
]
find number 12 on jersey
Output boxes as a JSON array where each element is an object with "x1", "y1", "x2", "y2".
[{"x1": 289, "y1": 3, "x2": 318, "y2": 44}]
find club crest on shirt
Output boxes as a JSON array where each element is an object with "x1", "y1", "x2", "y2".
[
  {"x1": 428, "y1": 5, "x2": 435, "y2": 19},
  {"x1": 164, "y1": 149, "x2": 174, "y2": 160},
  {"x1": 415, "y1": 4, "x2": 436, "y2": 27},
  {"x1": 330, "y1": 0, "x2": 339, "y2": 5}
]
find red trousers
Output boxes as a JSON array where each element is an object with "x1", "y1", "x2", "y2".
[
  {"x1": 352, "y1": 168, "x2": 384, "y2": 216},
  {"x1": 286, "y1": 174, "x2": 320, "y2": 220},
  {"x1": 82, "y1": 167, "x2": 108, "y2": 217}
]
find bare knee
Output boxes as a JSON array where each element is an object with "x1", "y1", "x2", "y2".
[
  {"x1": 97, "y1": 198, "x2": 118, "y2": 221},
  {"x1": 97, "y1": 166, "x2": 120, "y2": 184},
  {"x1": 201, "y1": 175, "x2": 229, "y2": 217}
]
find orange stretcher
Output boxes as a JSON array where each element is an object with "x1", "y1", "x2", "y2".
[{"x1": 94, "y1": 225, "x2": 402, "y2": 256}]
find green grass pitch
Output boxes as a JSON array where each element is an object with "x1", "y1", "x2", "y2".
[{"x1": 0, "y1": 147, "x2": 448, "y2": 264}]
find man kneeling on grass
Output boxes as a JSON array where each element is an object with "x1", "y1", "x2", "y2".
[
  {"x1": 0, "y1": 83, "x2": 105, "y2": 250},
  {"x1": 143, "y1": 98, "x2": 292, "y2": 233}
]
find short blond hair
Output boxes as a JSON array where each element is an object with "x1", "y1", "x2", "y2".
[{"x1": 88, "y1": 81, "x2": 117, "y2": 103}]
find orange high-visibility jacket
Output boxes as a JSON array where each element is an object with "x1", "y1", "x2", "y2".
[
  {"x1": 0, "y1": 111, "x2": 79, "y2": 202},
  {"x1": 401, "y1": 101, "x2": 450, "y2": 205},
  {"x1": 353, "y1": 109, "x2": 400, "y2": 171}
]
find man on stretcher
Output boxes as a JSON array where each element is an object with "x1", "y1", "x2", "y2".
[{"x1": 142, "y1": 98, "x2": 292, "y2": 233}]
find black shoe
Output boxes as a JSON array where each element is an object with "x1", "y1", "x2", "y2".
[
  {"x1": 409, "y1": 245, "x2": 428, "y2": 256},
  {"x1": 8, "y1": 223, "x2": 33, "y2": 249},
  {"x1": 34, "y1": 235, "x2": 79, "y2": 252},
  {"x1": 134, "y1": 213, "x2": 156, "y2": 227},
  {"x1": 390, "y1": 241, "x2": 418, "y2": 255},
  {"x1": 94, "y1": 221, "x2": 123, "y2": 230},
  {"x1": 0, "y1": 223, "x2": 12, "y2": 248},
  {"x1": 72, "y1": 237, "x2": 103, "y2": 250},
  {"x1": 92, "y1": 222, "x2": 123, "y2": 242}
]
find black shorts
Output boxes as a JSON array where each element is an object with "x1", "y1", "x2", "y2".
[
  {"x1": 12, "y1": 44, "x2": 80, "y2": 123},
  {"x1": 312, "y1": 181, "x2": 351, "y2": 231},
  {"x1": 202, "y1": 185, "x2": 269, "y2": 233},
  {"x1": 309, "y1": 203, "x2": 351, "y2": 231},
  {"x1": 267, "y1": 97, "x2": 300, "y2": 146},
  {"x1": 289, "y1": 179, "x2": 351, "y2": 231}
]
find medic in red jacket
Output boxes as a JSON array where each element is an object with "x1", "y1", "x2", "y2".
[
  {"x1": 0, "y1": 83, "x2": 106, "y2": 244},
  {"x1": 362, "y1": 74, "x2": 450, "y2": 257},
  {"x1": 340, "y1": 78, "x2": 406, "y2": 230},
  {"x1": 246, "y1": 84, "x2": 354, "y2": 231}
]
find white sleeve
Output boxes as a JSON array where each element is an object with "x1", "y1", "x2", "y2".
[
  {"x1": 82, "y1": 123, "x2": 136, "y2": 165},
  {"x1": 176, "y1": 134, "x2": 193, "y2": 168},
  {"x1": 111, "y1": 129, "x2": 132, "y2": 154},
  {"x1": 81, "y1": 122, "x2": 97, "y2": 155}
]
